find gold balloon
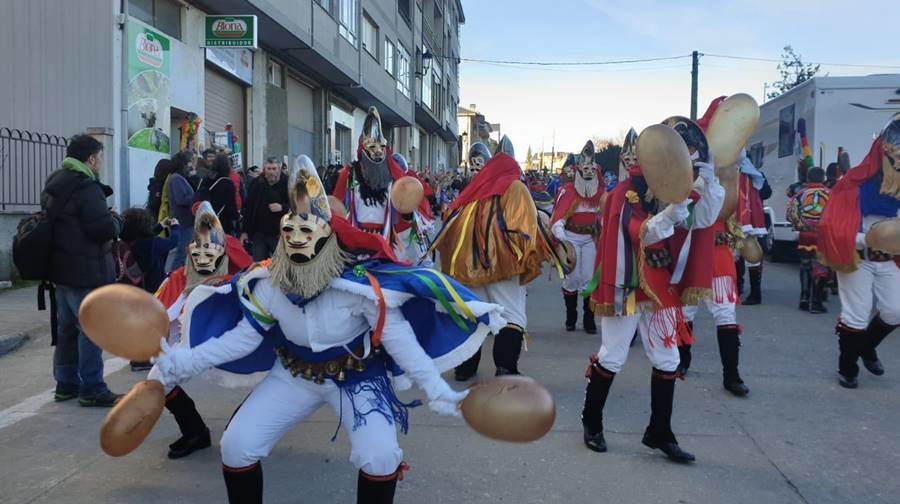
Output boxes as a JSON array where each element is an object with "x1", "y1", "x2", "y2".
[
  {"x1": 706, "y1": 93, "x2": 760, "y2": 167},
  {"x1": 636, "y1": 124, "x2": 694, "y2": 204},
  {"x1": 390, "y1": 176, "x2": 425, "y2": 214},
  {"x1": 100, "y1": 380, "x2": 165, "y2": 457},
  {"x1": 740, "y1": 236, "x2": 764, "y2": 263},
  {"x1": 717, "y1": 164, "x2": 740, "y2": 220},
  {"x1": 865, "y1": 218, "x2": 900, "y2": 255},
  {"x1": 461, "y1": 375, "x2": 556, "y2": 443},
  {"x1": 78, "y1": 284, "x2": 167, "y2": 361},
  {"x1": 327, "y1": 195, "x2": 348, "y2": 218}
]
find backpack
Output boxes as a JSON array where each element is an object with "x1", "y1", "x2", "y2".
[
  {"x1": 114, "y1": 240, "x2": 145, "y2": 287},
  {"x1": 12, "y1": 180, "x2": 85, "y2": 281}
]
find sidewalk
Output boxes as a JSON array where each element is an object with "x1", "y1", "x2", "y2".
[{"x1": 0, "y1": 285, "x2": 50, "y2": 356}]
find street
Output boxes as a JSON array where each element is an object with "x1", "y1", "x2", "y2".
[{"x1": 0, "y1": 261, "x2": 897, "y2": 504}]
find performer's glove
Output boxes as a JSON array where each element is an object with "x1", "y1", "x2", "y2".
[
  {"x1": 151, "y1": 337, "x2": 201, "y2": 387},
  {"x1": 424, "y1": 378, "x2": 469, "y2": 417},
  {"x1": 856, "y1": 232, "x2": 868, "y2": 251},
  {"x1": 660, "y1": 199, "x2": 691, "y2": 226},
  {"x1": 694, "y1": 152, "x2": 716, "y2": 183}
]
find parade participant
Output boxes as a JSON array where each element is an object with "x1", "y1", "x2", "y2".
[
  {"x1": 580, "y1": 126, "x2": 723, "y2": 462},
  {"x1": 432, "y1": 135, "x2": 558, "y2": 381},
  {"x1": 618, "y1": 128, "x2": 638, "y2": 182},
  {"x1": 151, "y1": 201, "x2": 252, "y2": 459},
  {"x1": 551, "y1": 140, "x2": 603, "y2": 334},
  {"x1": 331, "y1": 107, "x2": 434, "y2": 263},
  {"x1": 818, "y1": 114, "x2": 900, "y2": 389},
  {"x1": 787, "y1": 166, "x2": 831, "y2": 313},
  {"x1": 150, "y1": 156, "x2": 503, "y2": 503},
  {"x1": 737, "y1": 155, "x2": 771, "y2": 305},
  {"x1": 559, "y1": 153, "x2": 577, "y2": 189}
]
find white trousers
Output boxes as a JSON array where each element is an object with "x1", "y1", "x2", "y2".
[
  {"x1": 682, "y1": 298, "x2": 737, "y2": 326},
  {"x1": 837, "y1": 260, "x2": 900, "y2": 330},
  {"x1": 220, "y1": 364, "x2": 403, "y2": 476},
  {"x1": 596, "y1": 308, "x2": 681, "y2": 373},
  {"x1": 470, "y1": 275, "x2": 527, "y2": 328},
  {"x1": 562, "y1": 231, "x2": 597, "y2": 293}
]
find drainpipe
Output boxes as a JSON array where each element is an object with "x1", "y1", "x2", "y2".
[{"x1": 118, "y1": 0, "x2": 130, "y2": 208}]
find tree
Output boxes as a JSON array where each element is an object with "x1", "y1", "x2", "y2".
[
  {"x1": 594, "y1": 142, "x2": 621, "y2": 174},
  {"x1": 766, "y1": 45, "x2": 820, "y2": 99},
  {"x1": 526, "y1": 145, "x2": 534, "y2": 169}
]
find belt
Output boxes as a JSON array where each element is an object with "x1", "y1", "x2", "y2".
[
  {"x1": 858, "y1": 248, "x2": 896, "y2": 263},
  {"x1": 275, "y1": 343, "x2": 371, "y2": 384},
  {"x1": 644, "y1": 247, "x2": 672, "y2": 268},
  {"x1": 564, "y1": 222, "x2": 597, "y2": 235}
]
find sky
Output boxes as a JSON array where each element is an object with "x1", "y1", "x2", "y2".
[{"x1": 457, "y1": 0, "x2": 900, "y2": 159}]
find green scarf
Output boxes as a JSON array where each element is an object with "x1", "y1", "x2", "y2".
[{"x1": 62, "y1": 157, "x2": 97, "y2": 180}]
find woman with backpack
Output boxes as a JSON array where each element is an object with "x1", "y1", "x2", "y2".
[
  {"x1": 164, "y1": 152, "x2": 196, "y2": 271},
  {"x1": 197, "y1": 154, "x2": 239, "y2": 236}
]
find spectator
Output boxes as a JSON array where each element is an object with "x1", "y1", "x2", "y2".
[
  {"x1": 241, "y1": 157, "x2": 289, "y2": 260},
  {"x1": 203, "y1": 154, "x2": 239, "y2": 235},
  {"x1": 40, "y1": 134, "x2": 123, "y2": 407},
  {"x1": 146, "y1": 158, "x2": 171, "y2": 221},
  {"x1": 166, "y1": 152, "x2": 196, "y2": 270}
]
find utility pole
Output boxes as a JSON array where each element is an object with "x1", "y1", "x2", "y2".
[
  {"x1": 690, "y1": 50, "x2": 699, "y2": 120},
  {"x1": 550, "y1": 131, "x2": 556, "y2": 173}
]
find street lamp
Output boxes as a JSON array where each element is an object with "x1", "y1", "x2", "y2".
[{"x1": 422, "y1": 49, "x2": 433, "y2": 76}]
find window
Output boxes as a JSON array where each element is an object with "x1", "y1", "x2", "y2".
[
  {"x1": 129, "y1": 0, "x2": 181, "y2": 39},
  {"x1": 431, "y1": 64, "x2": 442, "y2": 116},
  {"x1": 398, "y1": 0, "x2": 411, "y2": 25},
  {"x1": 778, "y1": 104, "x2": 795, "y2": 158},
  {"x1": 397, "y1": 44, "x2": 411, "y2": 97},
  {"x1": 316, "y1": 0, "x2": 331, "y2": 14},
  {"x1": 421, "y1": 53, "x2": 432, "y2": 111},
  {"x1": 384, "y1": 38, "x2": 395, "y2": 76},
  {"x1": 267, "y1": 60, "x2": 284, "y2": 88},
  {"x1": 338, "y1": 0, "x2": 358, "y2": 47},
  {"x1": 362, "y1": 13, "x2": 378, "y2": 58}
]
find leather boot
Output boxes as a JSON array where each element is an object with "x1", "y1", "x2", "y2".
[
  {"x1": 735, "y1": 258, "x2": 745, "y2": 295},
  {"x1": 809, "y1": 277, "x2": 828, "y2": 314},
  {"x1": 493, "y1": 325, "x2": 524, "y2": 375},
  {"x1": 582, "y1": 296, "x2": 597, "y2": 334},
  {"x1": 742, "y1": 265, "x2": 762, "y2": 305},
  {"x1": 357, "y1": 465, "x2": 405, "y2": 504},
  {"x1": 676, "y1": 322, "x2": 693, "y2": 376},
  {"x1": 642, "y1": 369, "x2": 695, "y2": 463},
  {"x1": 165, "y1": 386, "x2": 211, "y2": 459},
  {"x1": 454, "y1": 347, "x2": 481, "y2": 381},
  {"x1": 582, "y1": 360, "x2": 615, "y2": 452},
  {"x1": 859, "y1": 316, "x2": 897, "y2": 376},
  {"x1": 717, "y1": 325, "x2": 749, "y2": 396},
  {"x1": 798, "y1": 260, "x2": 811, "y2": 311},
  {"x1": 837, "y1": 324, "x2": 862, "y2": 388},
  {"x1": 564, "y1": 291, "x2": 578, "y2": 331},
  {"x1": 223, "y1": 462, "x2": 263, "y2": 504}
]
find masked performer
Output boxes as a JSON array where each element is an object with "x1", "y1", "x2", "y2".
[
  {"x1": 432, "y1": 136, "x2": 559, "y2": 381},
  {"x1": 332, "y1": 107, "x2": 434, "y2": 264},
  {"x1": 150, "y1": 156, "x2": 502, "y2": 504},
  {"x1": 787, "y1": 166, "x2": 831, "y2": 313},
  {"x1": 580, "y1": 128, "x2": 723, "y2": 461},
  {"x1": 736, "y1": 149, "x2": 770, "y2": 305},
  {"x1": 551, "y1": 141, "x2": 603, "y2": 334},
  {"x1": 819, "y1": 114, "x2": 900, "y2": 389},
  {"x1": 150, "y1": 202, "x2": 252, "y2": 459},
  {"x1": 618, "y1": 128, "x2": 639, "y2": 183}
]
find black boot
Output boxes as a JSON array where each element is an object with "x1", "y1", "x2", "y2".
[
  {"x1": 676, "y1": 322, "x2": 693, "y2": 376},
  {"x1": 223, "y1": 462, "x2": 263, "y2": 504},
  {"x1": 165, "y1": 386, "x2": 211, "y2": 459},
  {"x1": 357, "y1": 465, "x2": 404, "y2": 504},
  {"x1": 717, "y1": 325, "x2": 749, "y2": 396},
  {"x1": 582, "y1": 296, "x2": 597, "y2": 334},
  {"x1": 735, "y1": 258, "x2": 746, "y2": 295},
  {"x1": 859, "y1": 316, "x2": 897, "y2": 376},
  {"x1": 564, "y1": 291, "x2": 578, "y2": 331},
  {"x1": 809, "y1": 277, "x2": 828, "y2": 314},
  {"x1": 493, "y1": 325, "x2": 524, "y2": 375},
  {"x1": 454, "y1": 347, "x2": 481, "y2": 381},
  {"x1": 742, "y1": 265, "x2": 762, "y2": 305},
  {"x1": 642, "y1": 369, "x2": 695, "y2": 463},
  {"x1": 798, "y1": 260, "x2": 811, "y2": 311},
  {"x1": 582, "y1": 360, "x2": 615, "y2": 453},
  {"x1": 837, "y1": 324, "x2": 862, "y2": 388}
]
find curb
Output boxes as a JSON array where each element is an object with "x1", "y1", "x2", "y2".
[{"x1": 0, "y1": 333, "x2": 30, "y2": 358}]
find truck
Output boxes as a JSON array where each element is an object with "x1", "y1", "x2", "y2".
[{"x1": 746, "y1": 74, "x2": 900, "y2": 261}]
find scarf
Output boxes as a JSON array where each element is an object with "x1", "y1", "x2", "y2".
[{"x1": 62, "y1": 157, "x2": 96, "y2": 180}]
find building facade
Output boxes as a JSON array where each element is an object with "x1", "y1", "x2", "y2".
[{"x1": 0, "y1": 0, "x2": 463, "y2": 280}]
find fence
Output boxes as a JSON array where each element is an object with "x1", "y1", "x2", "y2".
[{"x1": 0, "y1": 128, "x2": 68, "y2": 211}]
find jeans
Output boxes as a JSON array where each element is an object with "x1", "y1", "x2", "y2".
[
  {"x1": 53, "y1": 285, "x2": 109, "y2": 397},
  {"x1": 250, "y1": 233, "x2": 278, "y2": 262}
]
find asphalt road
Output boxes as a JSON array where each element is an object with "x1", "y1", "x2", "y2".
[{"x1": 0, "y1": 261, "x2": 897, "y2": 504}]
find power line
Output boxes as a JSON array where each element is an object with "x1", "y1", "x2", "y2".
[
  {"x1": 440, "y1": 54, "x2": 693, "y2": 66},
  {"x1": 703, "y1": 53, "x2": 900, "y2": 70}
]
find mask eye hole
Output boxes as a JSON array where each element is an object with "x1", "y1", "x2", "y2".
[
  {"x1": 299, "y1": 226, "x2": 314, "y2": 234},
  {"x1": 282, "y1": 226, "x2": 293, "y2": 233}
]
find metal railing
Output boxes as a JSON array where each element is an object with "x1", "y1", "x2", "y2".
[{"x1": 0, "y1": 128, "x2": 68, "y2": 211}]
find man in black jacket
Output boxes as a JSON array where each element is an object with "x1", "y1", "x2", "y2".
[
  {"x1": 240, "y1": 157, "x2": 288, "y2": 261},
  {"x1": 41, "y1": 134, "x2": 123, "y2": 407}
]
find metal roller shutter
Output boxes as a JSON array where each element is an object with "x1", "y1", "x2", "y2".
[{"x1": 204, "y1": 66, "x2": 246, "y2": 150}]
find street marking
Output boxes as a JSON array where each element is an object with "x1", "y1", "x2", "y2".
[{"x1": 0, "y1": 357, "x2": 129, "y2": 431}]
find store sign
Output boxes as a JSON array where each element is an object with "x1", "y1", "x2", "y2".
[
  {"x1": 204, "y1": 15, "x2": 258, "y2": 48},
  {"x1": 205, "y1": 47, "x2": 253, "y2": 85},
  {"x1": 127, "y1": 19, "x2": 171, "y2": 153}
]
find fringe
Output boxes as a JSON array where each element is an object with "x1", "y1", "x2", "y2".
[
  {"x1": 333, "y1": 374, "x2": 422, "y2": 442},
  {"x1": 681, "y1": 287, "x2": 712, "y2": 306},
  {"x1": 713, "y1": 276, "x2": 739, "y2": 304}
]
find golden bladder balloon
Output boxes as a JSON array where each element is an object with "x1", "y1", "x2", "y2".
[{"x1": 461, "y1": 375, "x2": 556, "y2": 443}]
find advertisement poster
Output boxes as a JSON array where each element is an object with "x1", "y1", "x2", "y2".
[{"x1": 127, "y1": 19, "x2": 171, "y2": 153}]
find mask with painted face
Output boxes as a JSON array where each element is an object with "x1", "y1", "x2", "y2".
[
  {"x1": 468, "y1": 142, "x2": 492, "y2": 173},
  {"x1": 619, "y1": 128, "x2": 638, "y2": 176},
  {"x1": 574, "y1": 140, "x2": 599, "y2": 198},
  {"x1": 879, "y1": 113, "x2": 900, "y2": 198},
  {"x1": 186, "y1": 202, "x2": 228, "y2": 289},
  {"x1": 356, "y1": 107, "x2": 392, "y2": 199}
]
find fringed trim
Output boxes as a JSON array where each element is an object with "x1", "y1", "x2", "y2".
[
  {"x1": 713, "y1": 275, "x2": 739, "y2": 304},
  {"x1": 332, "y1": 374, "x2": 422, "y2": 441},
  {"x1": 681, "y1": 287, "x2": 712, "y2": 306},
  {"x1": 590, "y1": 299, "x2": 657, "y2": 317},
  {"x1": 817, "y1": 250, "x2": 860, "y2": 273},
  {"x1": 646, "y1": 307, "x2": 687, "y2": 348},
  {"x1": 637, "y1": 220, "x2": 666, "y2": 310}
]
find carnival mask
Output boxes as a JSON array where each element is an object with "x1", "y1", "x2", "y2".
[
  {"x1": 280, "y1": 212, "x2": 332, "y2": 264},
  {"x1": 188, "y1": 230, "x2": 225, "y2": 275},
  {"x1": 576, "y1": 140, "x2": 597, "y2": 180},
  {"x1": 361, "y1": 107, "x2": 387, "y2": 163},
  {"x1": 469, "y1": 142, "x2": 492, "y2": 173},
  {"x1": 662, "y1": 116, "x2": 709, "y2": 165},
  {"x1": 619, "y1": 128, "x2": 638, "y2": 174},
  {"x1": 880, "y1": 114, "x2": 900, "y2": 198},
  {"x1": 603, "y1": 170, "x2": 618, "y2": 190}
]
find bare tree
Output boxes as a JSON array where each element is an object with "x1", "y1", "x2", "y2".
[{"x1": 766, "y1": 45, "x2": 820, "y2": 99}]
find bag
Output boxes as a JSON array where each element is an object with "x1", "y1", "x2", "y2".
[
  {"x1": 12, "y1": 180, "x2": 84, "y2": 281},
  {"x1": 114, "y1": 240, "x2": 145, "y2": 287}
]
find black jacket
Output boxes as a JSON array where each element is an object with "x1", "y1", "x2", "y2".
[
  {"x1": 243, "y1": 175, "x2": 289, "y2": 236},
  {"x1": 202, "y1": 177, "x2": 238, "y2": 235},
  {"x1": 41, "y1": 168, "x2": 123, "y2": 288}
]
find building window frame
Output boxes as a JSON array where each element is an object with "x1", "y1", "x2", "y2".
[
  {"x1": 338, "y1": 0, "x2": 359, "y2": 47},
  {"x1": 361, "y1": 12, "x2": 378, "y2": 60},
  {"x1": 778, "y1": 104, "x2": 795, "y2": 159},
  {"x1": 398, "y1": 0, "x2": 412, "y2": 26},
  {"x1": 397, "y1": 44, "x2": 411, "y2": 98},
  {"x1": 267, "y1": 59, "x2": 284, "y2": 88},
  {"x1": 129, "y1": 0, "x2": 182, "y2": 40},
  {"x1": 384, "y1": 38, "x2": 396, "y2": 76}
]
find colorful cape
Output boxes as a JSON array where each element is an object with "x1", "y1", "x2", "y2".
[
  {"x1": 182, "y1": 260, "x2": 503, "y2": 382},
  {"x1": 449, "y1": 153, "x2": 522, "y2": 212},
  {"x1": 550, "y1": 182, "x2": 603, "y2": 228}
]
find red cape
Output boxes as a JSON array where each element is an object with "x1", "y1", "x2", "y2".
[
  {"x1": 450, "y1": 153, "x2": 522, "y2": 212},
  {"x1": 156, "y1": 235, "x2": 251, "y2": 308},
  {"x1": 550, "y1": 183, "x2": 603, "y2": 227},
  {"x1": 818, "y1": 138, "x2": 884, "y2": 269},
  {"x1": 331, "y1": 213, "x2": 401, "y2": 263}
]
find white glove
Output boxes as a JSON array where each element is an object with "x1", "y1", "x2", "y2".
[
  {"x1": 694, "y1": 152, "x2": 716, "y2": 183},
  {"x1": 423, "y1": 378, "x2": 469, "y2": 417},
  {"x1": 551, "y1": 220, "x2": 567, "y2": 242},
  {"x1": 856, "y1": 232, "x2": 868, "y2": 251},
  {"x1": 150, "y1": 337, "x2": 200, "y2": 386},
  {"x1": 661, "y1": 199, "x2": 691, "y2": 225}
]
